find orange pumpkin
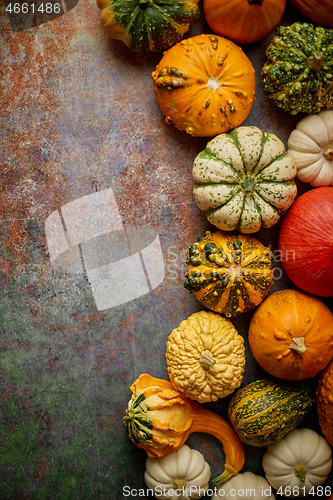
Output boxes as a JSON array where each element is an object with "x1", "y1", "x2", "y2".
[
  {"x1": 316, "y1": 357, "x2": 333, "y2": 447},
  {"x1": 248, "y1": 289, "x2": 333, "y2": 381},
  {"x1": 203, "y1": 0, "x2": 286, "y2": 45},
  {"x1": 289, "y1": 0, "x2": 333, "y2": 28},
  {"x1": 151, "y1": 34, "x2": 256, "y2": 137}
]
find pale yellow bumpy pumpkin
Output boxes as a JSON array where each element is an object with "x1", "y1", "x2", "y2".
[{"x1": 166, "y1": 310, "x2": 245, "y2": 403}]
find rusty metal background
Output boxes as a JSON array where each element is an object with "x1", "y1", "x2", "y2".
[{"x1": 1, "y1": 0, "x2": 332, "y2": 498}]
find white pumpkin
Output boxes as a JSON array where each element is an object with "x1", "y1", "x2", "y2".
[
  {"x1": 288, "y1": 110, "x2": 333, "y2": 187},
  {"x1": 212, "y1": 471, "x2": 276, "y2": 500},
  {"x1": 144, "y1": 444, "x2": 211, "y2": 500},
  {"x1": 193, "y1": 126, "x2": 297, "y2": 234},
  {"x1": 262, "y1": 428, "x2": 332, "y2": 497}
]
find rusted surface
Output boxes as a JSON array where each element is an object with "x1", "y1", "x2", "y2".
[{"x1": 1, "y1": 1, "x2": 332, "y2": 498}]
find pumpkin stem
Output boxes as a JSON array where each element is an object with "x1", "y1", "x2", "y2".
[
  {"x1": 294, "y1": 464, "x2": 307, "y2": 482},
  {"x1": 289, "y1": 336, "x2": 307, "y2": 354},
  {"x1": 241, "y1": 177, "x2": 256, "y2": 194},
  {"x1": 200, "y1": 349, "x2": 216, "y2": 370},
  {"x1": 323, "y1": 147, "x2": 333, "y2": 161},
  {"x1": 307, "y1": 51, "x2": 324, "y2": 72},
  {"x1": 248, "y1": 0, "x2": 264, "y2": 4},
  {"x1": 173, "y1": 478, "x2": 186, "y2": 490}
]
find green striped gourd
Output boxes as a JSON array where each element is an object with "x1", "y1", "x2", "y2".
[
  {"x1": 192, "y1": 126, "x2": 297, "y2": 234},
  {"x1": 228, "y1": 379, "x2": 315, "y2": 447},
  {"x1": 97, "y1": 0, "x2": 200, "y2": 53}
]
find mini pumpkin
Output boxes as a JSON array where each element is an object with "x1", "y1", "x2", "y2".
[
  {"x1": 262, "y1": 23, "x2": 333, "y2": 115},
  {"x1": 248, "y1": 289, "x2": 333, "y2": 381},
  {"x1": 203, "y1": 0, "x2": 286, "y2": 45},
  {"x1": 228, "y1": 378, "x2": 315, "y2": 447},
  {"x1": 288, "y1": 110, "x2": 333, "y2": 187},
  {"x1": 212, "y1": 472, "x2": 276, "y2": 500},
  {"x1": 316, "y1": 357, "x2": 333, "y2": 447},
  {"x1": 144, "y1": 444, "x2": 211, "y2": 499},
  {"x1": 184, "y1": 230, "x2": 274, "y2": 318},
  {"x1": 193, "y1": 126, "x2": 297, "y2": 233},
  {"x1": 166, "y1": 310, "x2": 245, "y2": 403},
  {"x1": 151, "y1": 34, "x2": 256, "y2": 137},
  {"x1": 97, "y1": 0, "x2": 201, "y2": 53},
  {"x1": 262, "y1": 428, "x2": 332, "y2": 497},
  {"x1": 289, "y1": 0, "x2": 333, "y2": 28}
]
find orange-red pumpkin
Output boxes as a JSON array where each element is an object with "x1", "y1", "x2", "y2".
[
  {"x1": 151, "y1": 34, "x2": 256, "y2": 137},
  {"x1": 203, "y1": 0, "x2": 286, "y2": 45},
  {"x1": 316, "y1": 358, "x2": 333, "y2": 447},
  {"x1": 289, "y1": 0, "x2": 333, "y2": 28},
  {"x1": 248, "y1": 289, "x2": 333, "y2": 381}
]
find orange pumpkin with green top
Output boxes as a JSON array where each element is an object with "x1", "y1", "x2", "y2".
[{"x1": 123, "y1": 373, "x2": 245, "y2": 484}]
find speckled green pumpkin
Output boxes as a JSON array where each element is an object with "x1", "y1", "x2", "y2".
[
  {"x1": 97, "y1": 0, "x2": 200, "y2": 53},
  {"x1": 262, "y1": 23, "x2": 333, "y2": 115},
  {"x1": 228, "y1": 379, "x2": 315, "y2": 447},
  {"x1": 192, "y1": 126, "x2": 297, "y2": 234}
]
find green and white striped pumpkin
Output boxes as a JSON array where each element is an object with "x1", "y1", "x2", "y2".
[
  {"x1": 228, "y1": 379, "x2": 315, "y2": 448},
  {"x1": 97, "y1": 0, "x2": 200, "y2": 53},
  {"x1": 192, "y1": 126, "x2": 297, "y2": 234}
]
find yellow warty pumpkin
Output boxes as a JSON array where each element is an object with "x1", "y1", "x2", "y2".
[{"x1": 166, "y1": 310, "x2": 245, "y2": 403}]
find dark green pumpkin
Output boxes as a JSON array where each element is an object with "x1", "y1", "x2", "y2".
[
  {"x1": 228, "y1": 379, "x2": 315, "y2": 447},
  {"x1": 97, "y1": 0, "x2": 201, "y2": 53},
  {"x1": 262, "y1": 23, "x2": 333, "y2": 115}
]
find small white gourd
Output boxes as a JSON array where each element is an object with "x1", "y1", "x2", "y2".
[
  {"x1": 212, "y1": 471, "x2": 276, "y2": 500},
  {"x1": 262, "y1": 428, "x2": 332, "y2": 497},
  {"x1": 144, "y1": 444, "x2": 210, "y2": 500},
  {"x1": 287, "y1": 110, "x2": 333, "y2": 186}
]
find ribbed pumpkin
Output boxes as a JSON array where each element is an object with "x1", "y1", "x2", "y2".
[
  {"x1": 166, "y1": 310, "x2": 245, "y2": 403},
  {"x1": 316, "y1": 358, "x2": 333, "y2": 447},
  {"x1": 184, "y1": 230, "x2": 274, "y2": 318},
  {"x1": 228, "y1": 379, "x2": 315, "y2": 447},
  {"x1": 192, "y1": 126, "x2": 297, "y2": 233},
  {"x1": 289, "y1": 0, "x2": 333, "y2": 28},
  {"x1": 248, "y1": 289, "x2": 333, "y2": 381},
  {"x1": 262, "y1": 23, "x2": 333, "y2": 115},
  {"x1": 203, "y1": 0, "x2": 286, "y2": 45},
  {"x1": 97, "y1": 0, "x2": 201, "y2": 53},
  {"x1": 278, "y1": 187, "x2": 333, "y2": 297},
  {"x1": 151, "y1": 34, "x2": 256, "y2": 137}
]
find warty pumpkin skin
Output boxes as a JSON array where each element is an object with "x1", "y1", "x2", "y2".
[
  {"x1": 166, "y1": 310, "x2": 245, "y2": 403},
  {"x1": 97, "y1": 0, "x2": 201, "y2": 53},
  {"x1": 228, "y1": 378, "x2": 315, "y2": 447},
  {"x1": 193, "y1": 126, "x2": 297, "y2": 233},
  {"x1": 316, "y1": 357, "x2": 333, "y2": 447},
  {"x1": 151, "y1": 34, "x2": 256, "y2": 137},
  {"x1": 184, "y1": 230, "x2": 274, "y2": 318},
  {"x1": 203, "y1": 0, "x2": 286, "y2": 45},
  {"x1": 262, "y1": 23, "x2": 333, "y2": 115},
  {"x1": 289, "y1": 0, "x2": 333, "y2": 28},
  {"x1": 248, "y1": 289, "x2": 333, "y2": 381},
  {"x1": 123, "y1": 373, "x2": 245, "y2": 484}
]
